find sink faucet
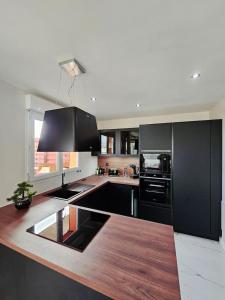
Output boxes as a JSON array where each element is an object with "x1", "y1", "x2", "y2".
[{"x1": 61, "y1": 172, "x2": 68, "y2": 189}]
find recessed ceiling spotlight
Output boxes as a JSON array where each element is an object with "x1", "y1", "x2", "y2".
[
  {"x1": 191, "y1": 73, "x2": 200, "y2": 79},
  {"x1": 91, "y1": 97, "x2": 96, "y2": 102},
  {"x1": 136, "y1": 103, "x2": 141, "y2": 108}
]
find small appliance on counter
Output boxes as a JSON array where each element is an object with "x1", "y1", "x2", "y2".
[
  {"x1": 108, "y1": 168, "x2": 119, "y2": 176},
  {"x1": 96, "y1": 167, "x2": 105, "y2": 176},
  {"x1": 129, "y1": 164, "x2": 139, "y2": 179}
]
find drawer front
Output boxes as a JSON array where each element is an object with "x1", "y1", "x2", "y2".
[{"x1": 138, "y1": 203, "x2": 172, "y2": 225}]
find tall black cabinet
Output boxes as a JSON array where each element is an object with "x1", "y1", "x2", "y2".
[{"x1": 172, "y1": 120, "x2": 222, "y2": 240}]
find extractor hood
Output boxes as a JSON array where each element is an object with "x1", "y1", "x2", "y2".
[{"x1": 37, "y1": 107, "x2": 100, "y2": 152}]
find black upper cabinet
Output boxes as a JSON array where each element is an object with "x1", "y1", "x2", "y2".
[
  {"x1": 172, "y1": 120, "x2": 222, "y2": 240},
  {"x1": 100, "y1": 131, "x2": 116, "y2": 155},
  {"x1": 139, "y1": 123, "x2": 172, "y2": 151},
  {"x1": 92, "y1": 128, "x2": 139, "y2": 156},
  {"x1": 120, "y1": 129, "x2": 139, "y2": 155}
]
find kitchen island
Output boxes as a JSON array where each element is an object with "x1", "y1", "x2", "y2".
[{"x1": 0, "y1": 175, "x2": 180, "y2": 300}]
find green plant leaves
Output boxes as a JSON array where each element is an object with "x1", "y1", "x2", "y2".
[{"x1": 7, "y1": 181, "x2": 37, "y2": 204}]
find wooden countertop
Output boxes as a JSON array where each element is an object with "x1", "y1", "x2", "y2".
[
  {"x1": 0, "y1": 175, "x2": 180, "y2": 300},
  {"x1": 77, "y1": 174, "x2": 139, "y2": 187}
]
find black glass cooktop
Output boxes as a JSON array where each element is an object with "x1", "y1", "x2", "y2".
[{"x1": 27, "y1": 206, "x2": 110, "y2": 252}]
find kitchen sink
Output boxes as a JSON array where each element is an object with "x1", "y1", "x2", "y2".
[
  {"x1": 46, "y1": 184, "x2": 94, "y2": 200},
  {"x1": 47, "y1": 188, "x2": 80, "y2": 199}
]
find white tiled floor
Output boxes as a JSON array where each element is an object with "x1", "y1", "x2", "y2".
[{"x1": 174, "y1": 233, "x2": 225, "y2": 300}]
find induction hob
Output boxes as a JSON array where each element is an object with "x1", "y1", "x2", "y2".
[{"x1": 27, "y1": 206, "x2": 110, "y2": 252}]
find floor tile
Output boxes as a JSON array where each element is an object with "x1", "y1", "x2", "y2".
[{"x1": 174, "y1": 233, "x2": 225, "y2": 300}]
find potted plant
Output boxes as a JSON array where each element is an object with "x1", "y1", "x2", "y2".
[{"x1": 7, "y1": 182, "x2": 37, "y2": 210}]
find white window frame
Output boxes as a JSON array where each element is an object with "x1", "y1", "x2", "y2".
[{"x1": 27, "y1": 110, "x2": 79, "y2": 182}]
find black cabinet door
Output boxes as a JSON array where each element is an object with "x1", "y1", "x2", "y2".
[
  {"x1": 107, "y1": 183, "x2": 132, "y2": 216},
  {"x1": 74, "y1": 184, "x2": 109, "y2": 212},
  {"x1": 120, "y1": 129, "x2": 139, "y2": 155},
  {"x1": 139, "y1": 123, "x2": 172, "y2": 151},
  {"x1": 100, "y1": 130, "x2": 116, "y2": 155},
  {"x1": 210, "y1": 120, "x2": 222, "y2": 239},
  {"x1": 0, "y1": 244, "x2": 110, "y2": 300},
  {"x1": 172, "y1": 121, "x2": 211, "y2": 237},
  {"x1": 74, "y1": 183, "x2": 133, "y2": 217}
]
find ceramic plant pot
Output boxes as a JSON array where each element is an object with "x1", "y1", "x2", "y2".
[{"x1": 15, "y1": 197, "x2": 31, "y2": 210}]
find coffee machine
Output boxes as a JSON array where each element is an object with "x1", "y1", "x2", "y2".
[{"x1": 129, "y1": 164, "x2": 139, "y2": 179}]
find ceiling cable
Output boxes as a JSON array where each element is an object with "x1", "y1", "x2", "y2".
[
  {"x1": 56, "y1": 68, "x2": 62, "y2": 106},
  {"x1": 68, "y1": 76, "x2": 76, "y2": 106},
  {"x1": 68, "y1": 76, "x2": 76, "y2": 96},
  {"x1": 57, "y1": 58, "x2": 85, "y2": 107}
]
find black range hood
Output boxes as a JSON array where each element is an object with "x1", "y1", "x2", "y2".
[{"x1": 37, "y1": 107, "x2": 100, "y2": 152}]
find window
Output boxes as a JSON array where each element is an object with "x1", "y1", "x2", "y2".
[
  {"x1": 63, "y1": 152, "x2": 78, "y2": 170},
  {"x1": 34, "y1": 120, "x2": 57, "y2": 175},
  {"x1": 28, "y1": 111, "x2": 79, "y2": 181}
]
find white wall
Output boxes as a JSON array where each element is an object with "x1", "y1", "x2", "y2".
[
  {"x1": 0, "y1": 80, "x2": 26, "y2": 206},
  {"x1": 98, "y1": 111, "x2": 210, "y2": 129},
  {"x1": 210, "y1": 99, "x2": 225, "y2": 247}
]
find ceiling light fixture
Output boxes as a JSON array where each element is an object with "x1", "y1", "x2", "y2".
[
  {"x1": 59, "y1": 58, "x2": 86, "y2": 77},
  {"x1": 136, "y1": 103, "x2": 141, "y2": 108},
  {"x1": 191, "y1": 73, "x2": 200, "y2": 79},
  {"x1": 91, "y1": 97, "x2": 96, "y2": 102}
]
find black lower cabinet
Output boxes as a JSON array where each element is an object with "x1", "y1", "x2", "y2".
[
  {"x1": 138, "y1": 203, "x2": 172, "y2": 225},
  {"x1": 75, "y1": 184, "x2": 109, "y2": 212},
  {"x1": 172, "y1": 120, "x2": 222, "y2": 240},
  {"x1": 0, "y1": 244, "x2": 110, "y2": 300},
  {"x1": 75, "y1": 183, "x2": 138, "y2": 218},
  {"x1": 106, "y1": 183, "x2": 132, "y2": 216}
]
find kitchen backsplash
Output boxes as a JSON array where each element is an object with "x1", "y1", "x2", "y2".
[{"x1": 98, "y1": 156, "x2": 139, "y2": 176}]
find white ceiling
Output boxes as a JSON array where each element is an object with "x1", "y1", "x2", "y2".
[{"x1": 0, "y1": 0, "x2": 225, "y2": 119}]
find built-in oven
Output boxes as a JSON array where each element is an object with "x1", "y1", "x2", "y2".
[{"x1": 139, "y1": 176, "x2": 171, "y2": 207}]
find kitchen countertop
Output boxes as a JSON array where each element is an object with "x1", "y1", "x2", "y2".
[
  {"x1": 77, "y1": 174, "x2": 139, "y2": 188},
  {"x1": 0, "y1": 175, "x2": 180, "y2": 300}
]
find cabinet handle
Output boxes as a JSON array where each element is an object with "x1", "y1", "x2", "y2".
[
  {"x1": 149, "y1": 184, "x2": 164, "y2": 188},
  {"x1": 144, "y1": 189, "x2": 164, "y2": 194},
  {"x1": 140, "y1": 176, "x2": 171, "y2": 181},
  {"x1": 131, "y1": 189, "x2": 134, "y2": 216},
  {"x1": 141, "y1": 150, "x2": 171, "y2": 153}
]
